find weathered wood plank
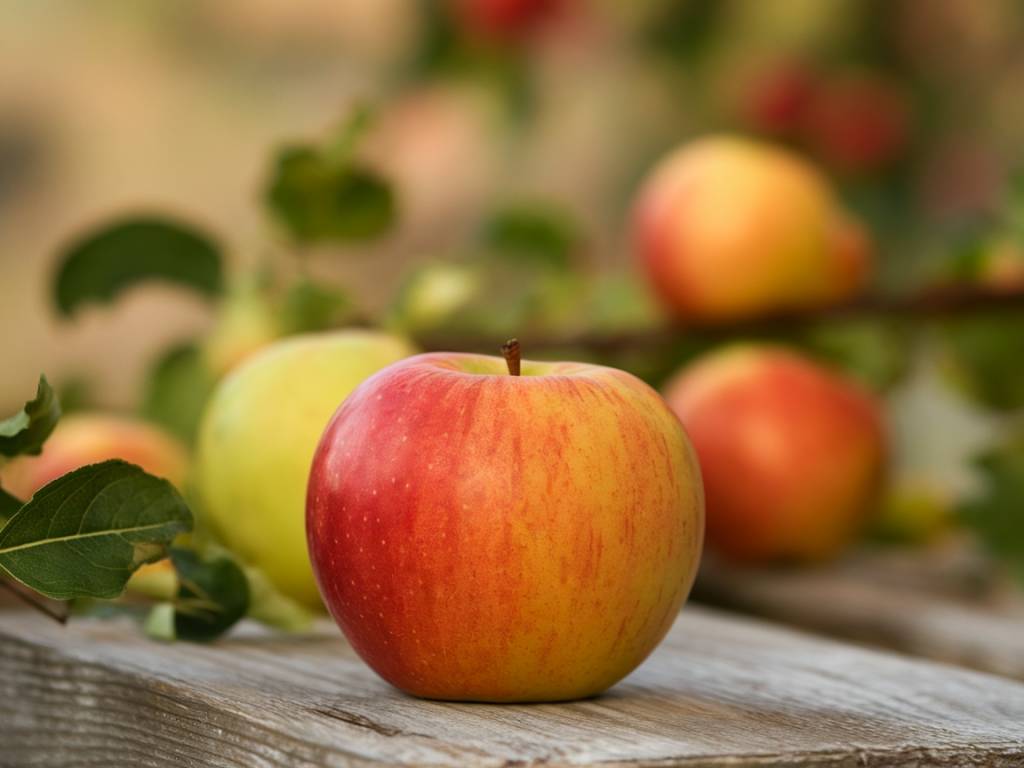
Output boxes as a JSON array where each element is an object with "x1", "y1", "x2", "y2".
[
  {"x1": 2, "y1": 605, "x2": 1023, "y2": 767},
  {"x1": 695, "y1": 546, "x2": 1024, "y2": 682}
]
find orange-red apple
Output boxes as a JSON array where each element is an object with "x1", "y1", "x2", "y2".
[
  {"x1": 632, "y1": 135, "x2": 872, "y2": 321},
  {"x1": 664, "y1": 345, "x2": 885, "y2": 563},
  {"x1": 307, "y1": 348, "x2": 704, "y2": 702},
  {"x1": 1, "y1": 413, "x2": 189, "y2": 499}
]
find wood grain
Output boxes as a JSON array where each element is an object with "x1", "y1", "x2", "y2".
[
  {"x1": 695, "y1": 547, "x2": 1024, "y2": 682},
  {"x1": 3, "y1": 606, "x2": 1024, "y2": 767}
]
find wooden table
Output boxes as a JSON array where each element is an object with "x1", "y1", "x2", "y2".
[
  {"x1": 3, "y1": 606, "x2": 1023, "y2": 767},
  {"x1": 696, "y1": 545, "x2": 1024, "y2": 682}
]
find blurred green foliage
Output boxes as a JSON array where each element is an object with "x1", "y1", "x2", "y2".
[
  {"x1": 960, "y1": 433, "x2": 1024, "y2": 584},
  {"x1": 53, "y1": 217, "x2": 223, "y2": 316}
]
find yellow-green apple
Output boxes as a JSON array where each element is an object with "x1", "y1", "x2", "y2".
[
  {"x1": 306, "y1": 344, "x2": 704, "y2": 702},
  {"x1": 201, "y1": 277, "x2": 281, "y2": 378},
  {"x1": 1, "y1": 413, "x2": 189, "y2": 499},
  {"x1": 194, "y1": 330, "x2": 415, "y2": 608},
  {"x1": 664, "y1": 345, "x2": 885, "y2": 563},
  {"x1": 632, "y1": 135, "x2": 872, "y2": 321}
]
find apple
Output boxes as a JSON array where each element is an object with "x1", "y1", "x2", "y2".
[
  {"x1": 194, "y1": 330, "x2": 416, "y2": 608},
  {"x1": 201, "y1": 278, "x2": 281, "y2": 378},
  {"x1": 664, "y1": 345, "x2": 885, "y2": 563},
  {"x1": 739, "y1": 60, "x2": 819, "y2": 137},
  {"x1": 451, "y1": 0, "x2": 565, "y2": 44},
  {"x1": 632, "y1": 135, "x2": 872, "y2": 321},
  {"x1": 1, "y1": 413, "x2": 189, "y2": 500},
  {"x1": 804, "y1": 73, "x2": 910, "y2": 176},
  {"x1": 306, "y1": 343, "x2": 704, "y2": 702}
]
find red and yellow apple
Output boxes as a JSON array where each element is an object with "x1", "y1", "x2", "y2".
[
  {"x1": 1, "y1": 413, "x2": 189, "y2": 499},
  {"x1": 194, "y1": 330, "x2": 416, "y2": 608},
  {"x1": 664, "y1": 345, "x2": 885, "y2": 563},
  {"x1": 632, "y1": 135, "x2": 872, "y2": 321},
  {"x1": 307, "y1": 349, "x2": 704, "y2": 702}
]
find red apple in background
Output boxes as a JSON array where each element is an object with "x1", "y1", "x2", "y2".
[
  {"x1": 452, "y1": 0, "x2": 565, "y2": 44},
  {"x1": 805, "y1": 73, "x2": 911, "y2": 175},
  {"x1": 307, "y1": 345, "x2": 704, "y2": 702},
  {"x1": 664, "y1": 345, "x2": 885, "y2": 563},
  {"x1": 632, "y1": 135, "x2": 872, "y2": 322},
  {"x1": 1, "y1": 413, "x2": 189, "y2": 499},
  {"x1": 740, "y1": 60, "x2": 819, "y2": 137}
]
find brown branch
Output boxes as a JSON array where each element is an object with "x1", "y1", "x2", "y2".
[
  {"x1": 414, "y1": 284, "x2": 1024, "y2": 354},
  {"x1": 0, "y1": 577, "x2": 69, "y2": 624}
]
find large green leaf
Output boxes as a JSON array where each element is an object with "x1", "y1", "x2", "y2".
[
  {"x1": 0, "y1": 375, "x2": 61, "y2": 458},
  {"x1": 265, "y1": 147, "x2": 395, "y2": 243},
  {"x1": 0, "y1": 487, "x2": 22, "y2": 525},
  {"x1": 170, "y1": 547, "x2": 249, "y2": 641},
  {"x1": 54, "y1": 216, "x2": 224, "y2": 316},
  {"x1": 0, "y1": 460, "x2": 192, "y2": 600}
]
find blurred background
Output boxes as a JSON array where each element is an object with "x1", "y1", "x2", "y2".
[{"x1": 2, "y1": 0, "x2": 1023, "y2": 662}]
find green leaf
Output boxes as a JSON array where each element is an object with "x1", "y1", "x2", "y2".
[
  {"x1": 0, "y1": 487, "x2": 22, "y2": 525},
  {"x1": 0, "y1": 460, "x2": 192, "y2": 600},
  {"x1": 170, "y1": 547, "x2": 249, "y2": 641},
  {"x1": 265, "y1": 147, "x2": 395, "y2": 244},
  {"x1": 141, "y1": 343, "x2": 218, "y2": 445},
  {"x1": 0, "y1": 375, "x2": 61, "y2": 458},
  {"x1": 959, "y1": 435, "x2": 1024, "y2": 584},
  {"x1": 278, "y1": 278, "x2": 354, "y2": 334},
  {"x1": 797, "y1": 321, "x2": 911, "y2": 392},
  {"x1": 54, "y1": 216, "x2": 224, "y2": 316},
  {"x1": 482, "y1": 203, "x2": 580, "y2": 269},
  {"x1": 940, "y1": 312, "x2": 1024, "y2": 412}
]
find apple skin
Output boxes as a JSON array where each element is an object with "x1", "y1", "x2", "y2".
[
  {"x1": 194, "y1": 330, "x2": 416, "y2": 608},
  {"x1": 306, "y1": 353, "x2": 704, "y2": 702},
  {"x1": 664, "y1": 345, "x2": 885, "y2": 563},
  {"x1": 632, "y1": 135, "x2": 872, "y2": 321},
  {"x1": 1, "y1": 413, "x2": 189, "y2": 499}
]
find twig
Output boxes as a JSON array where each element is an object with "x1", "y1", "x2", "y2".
[
  {"x1": 0, "y1": 577, "x2": 69, "y2": 624},
  {"x1": 414, "y1": 284, "x2": 1024, "y2": 354}
]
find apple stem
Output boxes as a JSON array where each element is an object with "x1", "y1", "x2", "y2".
[{"x1": 501, "y1": 338, "x2": 521, "y2": 376}]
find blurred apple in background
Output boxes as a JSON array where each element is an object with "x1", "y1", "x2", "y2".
[
  {"x1": 739, "y1": 60, "x2": 819, "y2": 138},
  {"x1": 1, "y1": 414, "x2": 189, "y2": 499},
  {"x1": 307, "y1": 350, "x2": 704, "y2": 701},
  {"x1": 804, "y1": 73, "x2": 911, "y2": 176},
  {"x1": 665, "y1": 345, "x2": 885, "y2": 563},
  {"x1": 201, "y1": 276, "x2": 282, "y2": 378},
  {"x1": 452, "y1": 0, "x2": 566, "y2": 44},
  {"x1": 194, "y1": 330, "x2": 415, "y2": 608},
  {"x1": 363, "y1": 85, "x2": 500, "y2": 243},
  {"x1": 633, "y1": 135, "x2": 872, "y2": 322}
]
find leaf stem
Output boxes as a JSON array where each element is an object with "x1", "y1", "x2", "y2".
[{"x1": 0, "y1": 577, "x2": 69, "y2": 624}]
